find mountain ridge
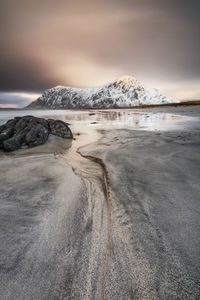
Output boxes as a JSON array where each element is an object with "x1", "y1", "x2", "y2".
[{"x1": 27, "y1": 75, "x2": 177, "y2": 109}]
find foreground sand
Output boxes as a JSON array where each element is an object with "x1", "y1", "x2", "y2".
[{"x1": 0, "y1": 106, "x2": 199, "y2": 299}]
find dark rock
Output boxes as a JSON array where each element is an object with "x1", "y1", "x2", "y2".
[
  {"x1": 0, "y1": 118, "x2": 20, "y2": 148},
  {"x1": 3, "y1": 134, "x2": 24, "y2": 152},
  {"x1": 0, "y1": 118, "x2": 18, "y2": 135},
  {"x1": 25, "y1": 124, "x2": 49, "y2": 147},
  {"x1": 14, "y1": 116, "x2": 48, "y2": 133},
  {"x1": 0, "y1": 127, "x2": 15, "y2": 147},
  {"x1": 14, "y1": 116, "x2": 33, "y2": 132},
  {"x1": 0, "y1": 115, "x2": 72, "y2": 152},
  {"x1": 0, "y1": 118, "x2": 18, "y2": 134},
  {"x1": 47, "y1": 119, "x2": 73, "y2": 139}
]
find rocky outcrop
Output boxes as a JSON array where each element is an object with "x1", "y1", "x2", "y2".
[{"x1": 0, "y1": 116, "x2": 73, "y2": 152}]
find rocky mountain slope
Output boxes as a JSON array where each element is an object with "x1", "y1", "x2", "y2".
[{"x1": 27, "y1": 75, "x2": 177, "y2": 109}]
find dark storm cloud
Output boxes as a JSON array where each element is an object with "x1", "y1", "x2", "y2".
[
  {"x1": 0, "y1": 55, "x2": 58, "y2": 92},
  {"x1": 0, "y1": 0, "x2": 199, "y2": 102}
]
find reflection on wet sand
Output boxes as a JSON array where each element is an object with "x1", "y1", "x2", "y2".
[
  {"x1": 0, "y1": 109, "x2": 189, "y2": 132},
  {"x1": 31, "y1": 110, "x2": 189, "y2": 134},
  {"x1": 43, "y1": 110, "x2": 190, "y2": 132}
]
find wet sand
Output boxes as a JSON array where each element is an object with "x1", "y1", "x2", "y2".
[
  {"x1": 0, "y1": 106, "x2": 200, "y2": 299},
  {"x1": 86, "y1": 128, "x2": 200, "y2": 299}
]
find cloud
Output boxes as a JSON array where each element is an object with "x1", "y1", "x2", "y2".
[
  {"x1": 0, "y1": 92, "x2": 41, "y2": 108},
  {"x1": 0, "y1": 0, "x2": 200, "y2": 100}
]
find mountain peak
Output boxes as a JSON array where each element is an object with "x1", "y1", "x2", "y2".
[{"x1": 114, "y1": 75, "x2": 141, "y2": 86}]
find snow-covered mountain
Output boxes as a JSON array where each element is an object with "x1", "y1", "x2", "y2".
[{"x1": 27, "y1": 75, "x2": 177, "y2": 109}]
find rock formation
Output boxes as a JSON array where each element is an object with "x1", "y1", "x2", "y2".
[{"x1": 0, "y1": 116, "x2": 73, "y2": 151}]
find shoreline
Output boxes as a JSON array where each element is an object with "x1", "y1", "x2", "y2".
[{"x1": 1, "y1": 100, "x2": 200, "y2": 111}]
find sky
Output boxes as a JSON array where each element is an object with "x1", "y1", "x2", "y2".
[{"x1": 0, "y1": 0, "x2": 200, "y2": 108}]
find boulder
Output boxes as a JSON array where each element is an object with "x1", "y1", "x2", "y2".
[
  {"x1": 25, "y1": 124, "x2": 49, "y2": 147},
  {"x1": 3, "y1": 134, "x2": 24, "y2": 152},
  {"x1": 14, "y1": 116, "x2": 48, "y2": 133},
  {"x1": 0, "y1": 115, "x2": 72, "y2": 152},
  {"x1": 47, "y1": 119, "x2": 73, "y2": 139},
  {"x1": 0, "y1": 118, "x2": 19, "y2": 148},
  {"x1": 0, "y1": 127, "x2": 15, "y2": 148}
]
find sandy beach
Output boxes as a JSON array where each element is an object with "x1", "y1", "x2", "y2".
[{"x1": 0, "y1": 106, "x2": 200, "y2": 299}]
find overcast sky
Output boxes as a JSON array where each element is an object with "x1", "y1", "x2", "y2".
[{"x1": 0, "y1": 0, "x2": 200, "y2": 107}]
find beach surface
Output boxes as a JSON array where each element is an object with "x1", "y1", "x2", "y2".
[{"x1": 0, "y1": 106, "x2": 200, "y2": 299}]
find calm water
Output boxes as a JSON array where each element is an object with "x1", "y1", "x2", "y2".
[{"x1": 0, "y1": 108, "x2": 192, "y2": 131}]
